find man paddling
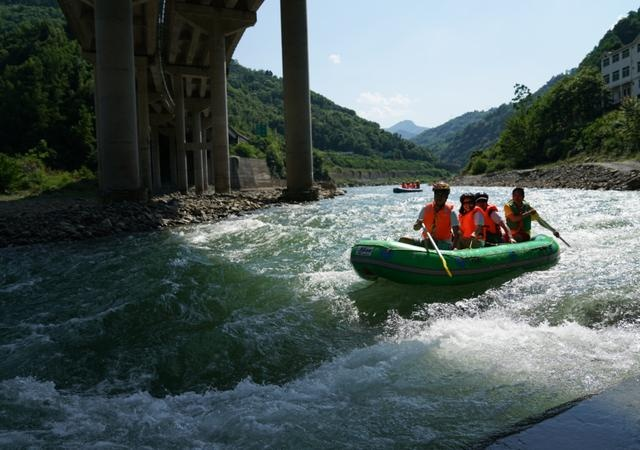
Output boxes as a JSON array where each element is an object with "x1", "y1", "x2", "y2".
[
  {"x1": 504, "y1": 187, "x2": 562, "y2": 242},
  {"x1": 400, "y1": 181, "x2": 460, "y2": 249}
]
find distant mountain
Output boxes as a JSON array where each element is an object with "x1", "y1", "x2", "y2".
[
  {"x1": 386, "y1": 120, "x2": 429, "y2": 139},
  {"x1": 412, "y1": 111, "x2": 486, "y2": 149},
  {"x1": 412, "y1": 107, "x2": 513, "y2": 170},
  {"x1": 410, "y1": 72, "x2": 569, "y2": 170}
]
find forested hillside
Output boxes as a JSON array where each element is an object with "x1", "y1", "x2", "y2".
[
  {"x1": 412, "y1": 72, "x2": 568, "y2": 170},
  {"x1": 0, "y1": 1, "x2": 448, "y2": 194},
  {"x1": 412, "y1": 107, "x2": 511, "y2": 170},
  {"x1": 0, "y1": 2, "x2": 95, "y2": 193},
  {"x1": 226, "y1": 60, "x2": 447, "y2": 182},
  {"x1": 465, "y1": 7, "x2": 640, "y2": 174}
]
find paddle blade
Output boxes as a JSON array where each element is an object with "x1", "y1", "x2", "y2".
[
  {"x1": 559, "y1": 236, "x2": 572, "y2": 247},
  {"x1": 442, "y1": 260, "x2": 453, "y2": 278}
]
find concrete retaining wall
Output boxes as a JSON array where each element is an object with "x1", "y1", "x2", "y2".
[
  {"x1": 328, "y1": 168, "x2": 426, "y2": 185},
  {"x1": 230, "y1": 156, "x2": 284, "y2": 189}
]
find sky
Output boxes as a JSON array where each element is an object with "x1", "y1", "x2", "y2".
[{"x1": 233, "y1": 1, "x2": 640, "y2": 129}]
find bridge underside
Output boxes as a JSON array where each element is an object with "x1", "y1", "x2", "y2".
[{"x1": 57, "y1": 0, "x2": 315, "y2": 200}]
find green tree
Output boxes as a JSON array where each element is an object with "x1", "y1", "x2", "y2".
[
  {"x1": 512, "y1": 83, "x2": 532, "y2": 111},
  {"x1": 0, "y1": 11, "x2": 95, "y2": 170},
  {"x1": 620, "y1": 97, "x2": 640, "y2": 152}
]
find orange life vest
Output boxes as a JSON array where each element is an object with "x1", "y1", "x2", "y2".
[
  {"x1": 459, "y1": 206, "x2": 484, "y2": 238},
  {"x1": 481, "y1": 204, "x2": 500, "y2": 236},
  {"x1": 422, "y1": 202, "x2": 454, "y2": 241}
]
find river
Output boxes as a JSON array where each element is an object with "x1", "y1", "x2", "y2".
[{"x1": 1, "y1": 185, "x2": 639, "y2": 448}]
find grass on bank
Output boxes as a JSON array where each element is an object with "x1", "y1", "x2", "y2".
[
  {"x1": 0, "y1": 144, "x2": 451, "y2": 202},
  {"x1": 0, "y1": 151, "x2": 96, "y2": 201}
]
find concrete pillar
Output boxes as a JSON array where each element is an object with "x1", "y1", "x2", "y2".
[
  {"x1": 202, "y1": 145, "x2": 209, "y2": 192},
  {"x1": 206, "y1": 126, "x2": 214, "y2": 188},
  {"x1": 280, "y1": 0, "x2": 316, "y2": 200},
  {"x1": 94, "y1": 0, "x2": 144, "y2": 200},
  {"x1": 92, "y1": 70, "x2": 104, "y2": 190},
  {"x1": 192, "y1": 110, "x2": 205, "y2": 194},
  {"x1": 169, "y1": 134, "x2": 177, "y2": 187},
  {"x1": 150, "y1": 126, "x2": 162, "y2": 190},
  {"x1": 209, "y1": 26, "x2": 231, "y2": 193},
  {"x1": 136, "y1": 58, "x2": 152, "y2": 194},
  {"x1": 174, "y1": 75, "x2": 188, "y2": 193}
]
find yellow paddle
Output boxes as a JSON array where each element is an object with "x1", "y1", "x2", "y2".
[{"x1": 424, "y1": 230, "x2": 453, "y2": 278}]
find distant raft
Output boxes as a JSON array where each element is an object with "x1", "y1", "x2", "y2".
[
  {"x1": 350, "y1": 235, "x2": 560, "y2": 285},
  {"x1": 393, "y1": 187, "x2": 423, "y2": 193}
]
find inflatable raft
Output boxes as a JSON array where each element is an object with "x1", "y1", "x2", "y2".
[
  {"x1": 393, "y1": 187, "x2": 423, "y2": 193},
  {"x1": 350, "y1": 235, "x2": 560, "y2": 285}
]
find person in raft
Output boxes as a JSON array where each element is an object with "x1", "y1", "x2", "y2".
[
  {"x1": 457, "y1": 192, "x2": 485, "y2": 249},
  {"x1": 474, "y1": 192, "x2": 515, "y2": 244},
  {"x1": 504, "y1": 187, "x2": 561, "y2": 242},
  {"x1": 399, "y1": 181, "x2": 460, "y2": 249}
]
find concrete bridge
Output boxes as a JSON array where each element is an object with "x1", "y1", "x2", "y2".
[{"x1": 57, "y1": 0, "x2": 315, "y2": 201}]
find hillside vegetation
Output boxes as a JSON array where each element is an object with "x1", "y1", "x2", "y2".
[
  {"x1": 4, "y1": 1, "x2": 638, "y2": 195},
  {"x1": 0, "y1": 3, "x2": 95, "y2": 194},
  {"x1": 464, "y1": 7, "x2": 640, "y2": 175},
  {"x1": 412, "y1": 72, "x2": 568, "y2": 171},
  {"x1": 0, "y1": 1, "x2": 448, "y2": 194},
  {"x1": 412, "y1": 107, "x2": 512, "y2": 171},
  {"x1": 226, "y1": 61, "x2": 448, "y2": 183}
]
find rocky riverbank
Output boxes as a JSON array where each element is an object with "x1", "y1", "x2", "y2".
[
  {"x1": 0, "y1": 185, "x2": 344, "y2": 248},
  {"x1": 451, "y1": 161, "x2": 640, "y2": 190},
  {"x1": 3, "y1": 161, "x2": 638, "y2": 248}
]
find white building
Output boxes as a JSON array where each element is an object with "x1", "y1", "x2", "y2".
[{"x1": 601, "y1": 34, "x2": 640, "y2": 104}]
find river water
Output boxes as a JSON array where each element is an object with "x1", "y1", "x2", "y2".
[{"x1": 1, "y1": 185, "x2": 639, "y2": 448}]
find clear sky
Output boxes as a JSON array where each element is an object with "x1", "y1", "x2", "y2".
[{"x1": 234, "y1": 0, "x2": 640, "y2": 129}]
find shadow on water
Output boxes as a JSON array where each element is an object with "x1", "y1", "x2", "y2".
[
  {"x1": 349, "y1": 271, "x2": 529, "y2": 324},
  {"x1": 0, "y1": 234, "x2": 355, "y2": 398},
  {"x1": 475, "y1": 394, "x2": 593, "y2": 449},
  {"x1": 89, "y1": 256, "x2": 350, "y2": 397}
]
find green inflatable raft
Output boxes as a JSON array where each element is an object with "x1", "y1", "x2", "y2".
[{"x1": 350, "y1": 235, "x2": 560, "y2": 285}]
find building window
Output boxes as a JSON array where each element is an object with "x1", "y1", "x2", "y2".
[
  {"x1": 623, "y1": 66, "x2": 630, "y2": 77},
  {"x1": 637, "y1": 61, "x2": 640, "y2": 73},
  {"x1": 604, "y1": 74, "x2": 610, "y2": 83},
  {"x1": 603, "y1": 57, "x2": 610, "y2": 67},
  {"x1": 622, "y1": 48, "x2": 630, "y2": 58},
  {"x1": 613, "y1": 53, "x2": 620, "y2": 63},
  {"x1": 613, "y1": 70, "x2": 620, "y2": 81},
  {"x1": 638, "y1": 43, "x2": 640, "y2": 53}
]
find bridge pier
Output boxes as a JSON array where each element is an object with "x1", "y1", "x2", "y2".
[
  {"x1": 94, "y1": 0, "x2": 145, "y2": 201},
  {"x1": 150, "y1": 126, "x2": 162, "y2": 191},
  {"x1": 62, "y1": 1, "x2": 307, "y2": 200},
  {"x1": 136, "y1": 57, "x2": 152, "y2": 194},
  {"x1": 209, "y1": 27, "x2": 231, "y2": 194},
  {"x1": 192, "y1": 110, "x2": 206, "y2": 194},
  {"x1": 280, "y1": 0, "x2": 317, "y2": 201},
  {"x1": 174, "y1": 75, "x2": 189, "y2": 194},
  {"x1": 169, "y1": 133, "x2": 178, "y2": 187}
]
